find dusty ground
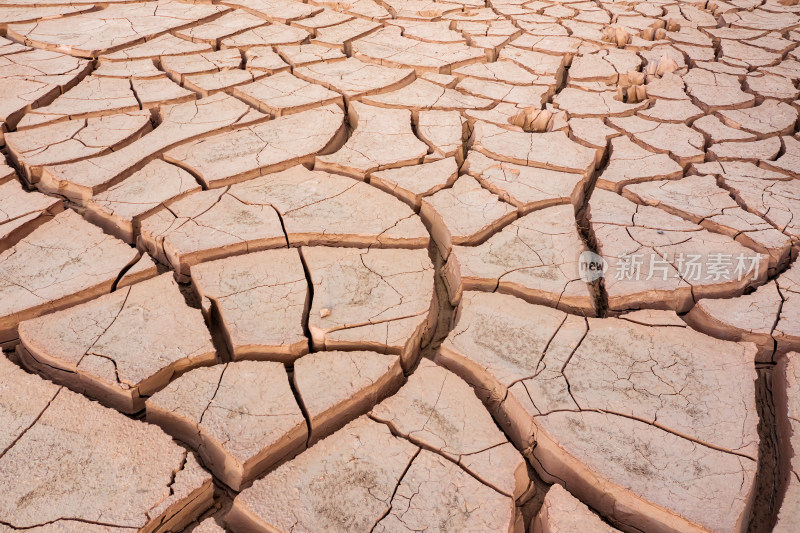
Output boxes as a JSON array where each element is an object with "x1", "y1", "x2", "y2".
[{"x1": 1, "y1": 0, "x2": 800, "y2": 531}]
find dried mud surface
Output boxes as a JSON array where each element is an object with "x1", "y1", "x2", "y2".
[{"x1": 1, "y1": 0, "x2": 800, "y2": 531}]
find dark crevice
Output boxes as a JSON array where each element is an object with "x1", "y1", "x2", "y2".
[
  {"x1": 178, "y1": 281, "x2": 202, "y2": 309},
  {"x1": 164, "y1": 156, "x2": 210, "y2": 191},
  {"x1": 110, "y1": 248, "x2": 144, "y2": 292},
  {"x1": 201, "y1": 294, "x2": 233, "y2": 364},
  {"x1": 748, "y1": 364, "x2": 781, "y2": 533},
  {"x1": 286, "y1": 367, "x2": 313, "y2": 450},
  {"x1": 297, "y1": 247, "x2": 316, "y2": 353},
  {"x1": 271, "y1": 204, "x2": 291, "y2": 249},
  {"x1": 416, "y1": 243, "x2": 456, "y2": 368},
  {"x1": 574, "y1": 150, "x2": 610, "y2": 317},
  {"x1": 518, "y1": 463, "x2": 551, "y2": 531}
]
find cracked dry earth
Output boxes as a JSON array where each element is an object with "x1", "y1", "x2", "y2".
[{"x1": 3, "y1": 1, "x2": 800, "y2": 533}]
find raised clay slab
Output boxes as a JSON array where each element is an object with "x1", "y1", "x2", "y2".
[
  {"x1": 17, "y1": 273, "x2": 215, "y2": 414},
  {"x1": 0, "y1": 355, "x2": 213, "y2": 531},
  {"x1": 438, "y1": 291, "x2": 759, "y2": 533}
]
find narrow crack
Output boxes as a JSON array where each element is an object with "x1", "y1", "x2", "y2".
[{"x1": 0, "y1": 388, "x2": 61, "y2": 462}]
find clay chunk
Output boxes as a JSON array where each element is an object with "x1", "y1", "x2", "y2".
[
  {"x1": 147, "y1": 360, "x2": 307, "y2": 491},
  {"x1": 227, "y1": 416, "x2": 419, "y2": 533},
  {"x1": 17, "y1": 273, "x2": 216, "y2": 413},
  {"x1": 588, "y1": 189, "x2": 768, "y2": 313},
  {"x1": 0, "y1": 209, "x2": 140, "y2": 347},
  {"x1": 302, "y1": 246, "x2": 435, "y2": 370},
  {"x1": 764, "y1": 136, "x2": 800, "y2": 177},
  {"x1": 164, "y1": 104, "x2": 345, "y2": 188},
  {"x1": 0, "y1": 49, "x2": 90, "y2": 129},
  {"x1": 595, "y1": 136, "x2": 683, "y2": 193},
  {"x1": 443, "y1": 204, "x2": 594, "y2": 315},
  {"x1": 553, "y1": 88, "x2": 648, "y2": 117},
  {"x1": 362, "y1": 78, "x2": 493, "y2": 110},
  {"x1": 0, "y1": 179, "x2": 63, "y2": 252},
  {"x1": 294, "y1": 56, "x2": 415, "y2": 100},
  {"x1": 371, "y1": 359, "x2": 529, "y2": 499},
  {"x1": 315, "y1": 101, "x2": 428, "y2": 179},
  {"x1": 717, "y1": 101, "x2": 798, "y2": 139},
  {"x1": 85, "y1": 159, "x2": 201, "y2": 243},
  {"x1": 373, "y1": 450, "x2": 516, "y2": 533},
  {"x1": 220, "y1": 22, "x2": 309, "y2": 49},
  {"x1": 438, "y1": 291, "x2": 759, "y2": 533},
  {"x1": 38, "y1": 93, "x2": 265, "y2": 205},
  {"x1": 0, "y1": 162, "x2": 15, "y2": 185},
  {"x1": 462, "y1": 150, "x2": 588, "y2": 213},
  {"x1": 623, "y1": 175, "x2": 792, "y2": 271},
  {"x1": 471, "y1": 121, "x2": 596, "y2": 177},
  {"x1": 101, "y1": 33, "x2": 213, "y2": 61},
  {"x1": 295, "y1": 350, "x2": 403, "y2": 444},
  {"x1": 193, "y1": 518, "x2": 226, "y2": 533},
  {"x1": 420, "y1": 174, "x2": 517, "y2": 256},
  {"x1": 686, "y1": 259, "x2": 800, "y2": 361},
  {"x1": 233, "y1": 71, "x2": 343, "y2": 116},
  {"x1": 684, "y1": 68, "x2": 755, "y2": 112},
  {"x1": 0, "y1": 355, "x2": 213, "y2": 532},
  {"x1": 191, "y1": 249, "x2": 309, "y2": 362},
  {"x1": 416, "y1": 110, "x2": 466, "y2": 161},
  {"x1": 139, "y1": 187, "x2": 287, "y2": 280},
  {"x1": 174, "y1": 10, "x2": 266, "y2": 47},
  {"x1": 533, "y1": 485, "x2": 621, "y2": 533},
  {"x1": 161, "y1": 49, "x2": 242, "y2": 82},
  {"x1": 226, "y1": 164, "x2": 430, "y2": 248},
  {"x1": 276, "y1": 44, "x2": 344, "y2": 68},
  {"x1": 609, "y1": 115, "x2": 705, "y2": 167},
  {"x1": 352, "y1": 26, "x2": 485, "y2": 73},
  {"x1": 370, "y1": 157, "x2": 459, "y2": 210},
  {"x1": 720, "y1": 171, "x2": 800, "y2": 240},
  {"x1": 7, "y1": 1, "x2": 225, "y2": 57},
  {"x1": 16, "y1": 74, "x2": 191, "y2": 129},
  {"x1": 5, "y1": 110, "x2": 152, "y2": 183}
]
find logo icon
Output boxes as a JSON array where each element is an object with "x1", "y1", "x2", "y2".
[{"x1": 578, "y1": 251, "x2": 607, "y2": 282}]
